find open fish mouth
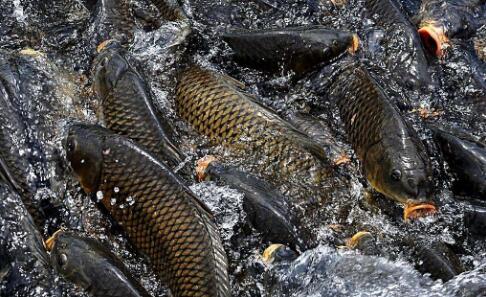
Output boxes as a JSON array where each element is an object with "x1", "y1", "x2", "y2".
[
  {"x1": 404, "y1": 203, "x2": 437, "y2": 221},
  {"x1": 45, "y1": 229, "x2": 64, "y2": 251},
  {"x1": 196, "y1": 155, "x2": 218, "y2": 181},
  {"x1": 418, "y1": 22, "x2": 448, "y2": 57}
]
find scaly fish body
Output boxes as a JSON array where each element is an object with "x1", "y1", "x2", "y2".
[
  {"x1": 175, "y1": 66, "x2": 332, "y2": 183},
  {"x1": 432, "y1": 126, "x2": 486, "y2": 199},
  {"x1": 93, "y1": 0, "x2": 134, "y2": 44},
  {"x1": 332, "y1": 63, "x2": 433, "y2": 205},
  {"x1": 366, "y1": 0, "x2": 432, "y2": 89},
  {"x1": 47, "y1": 231, "x2": 150, "y2": 297},
  {"x1": 93, "y1": 42, "x2": 185, "y2": 170},
  {"x1": 222, "y1": 26, "x2": 357, "y2": 75},
  {"x1": 150, "y1": 0, "x2": 189, "y2": 21},
  {"x1": 66, "y1": 124, "x2": 230, "y2": 297}
]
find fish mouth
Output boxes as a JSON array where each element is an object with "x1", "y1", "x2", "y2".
[
  {"x1": 196, "y1": 155, "x2": 217, "y2": 182},
  {"x1": 403, "y1": 203, "x2": 437, "y2": 221},
  {"x1": 96, "y1": 39, "x2": 117, "y2": 53},
  {"x1": 262, "y1": 244, "x2": 285, "y2": 264},
  {"x1": 45, "y1": 229, "x2": 64, "y2": 251},
  {"x1": 418, "y1": 23, "x2": 448, "y2": 57},
  {"x1": 348, "y1": 34, "x2": 359, "y2": 54},
  {"x1": 346, "y1": 231, "x2": 372, "y2": 249}
]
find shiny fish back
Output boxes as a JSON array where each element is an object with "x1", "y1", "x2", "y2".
[
  {"x1": 150, "y1": 0, "x2": 188, "y2": 21},
  {"x1": 96, "y1": 132, "x2": 230, "y2": 297},
  {"x1": 175, "y1": 66, "x2": 332, "y2": 182}
]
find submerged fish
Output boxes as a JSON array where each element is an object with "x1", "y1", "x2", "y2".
[
  {"x1": 464, "y1": 202, "x2": 486, "y2": 235},
  {"x1": 366, "y1": 0, "x2": 432, "y2": 90},
  {"x1": 0, "y1": 183, "x2": 85, "y2": 296},
  {"x1": 418, "y1": 0, "x2": 485, "y2": 57},
  {"x1": 65, "y1": 124, "x2": 230, "y2": 297},
  {"x1": 175, "y1": 66, "x2": 333, "y2": 184},
  {"x1": 331, "y1": 62, "x2": 435, "y2": 219},
  {"x1": 196, "y1": 156, "x2": 303, "y2": 250},
  {"x1": 432, "y1": 126, "x2": 486, "y2": 199},
  {"x1": 46, "y1": 230, "x2": 150, "y2": 297},
  {"x1": 93, "y1": 41, "x2": 186, "y2": 170},
  {"x1": 222, "y1": 26, "x2": 358, "y2": 75},
  {"x1": 0, "y1": 55, "x2": 46, "y2": 229},
  {"x1": 149, "y1": 0, "x2": 189, "y2": 22},
  {"x1": 92, "y1": 0, "x2": 135, "y2": 45}
]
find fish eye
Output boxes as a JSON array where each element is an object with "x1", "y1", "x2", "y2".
[
  {"x1": 391, "y1": 169, "x2": 402, "y2": 181},
  {"x1": 58, "y1": 253, "x2": 68, "y2": 268}
]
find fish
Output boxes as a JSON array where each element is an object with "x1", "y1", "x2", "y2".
[
  {"x1": 149, "y1": 0, "x2": 189, "y2": 22},
  {"x1": 222, "y1": 26, "x2": 358, "y2": 75},
  {"x1": 92, "y1": 0, "x2": 135, "y2": 45},
  {"x1": 418, "y1": 0, "x2": 485, "y2": 57},
  {"x1": 175, "y1": 66, "x2": 333, "y2": 184},
  {"x1": 0, "y1": 55, "x2": 47, "y2": 229},
  {"x1": 196, "y1": 156, "x2": 304, "y2": 250},
  {"x1": 431, "y1": 126, "x2": 486, "y2": 199},
  {"x1": 45, "y1": 230, "x2": 150, "y2": 297},
  {"x1": 366, "y1": 0, "x2": 432, "y2": 90},
  {"x1": 407, "y1": 239, "x2": 464, "y2": 281},
  {"x1": 65, "y1": 124, "x2": 230, "y2": 297},
  {"x1": 0, "y1": 183, "x2": 85, "y2": 296},
  {"x1": 261, "y1": 244, "x2": 298, "y2": 264},
  {"x1": 345, "y1": 231, "x2": 381, "y2": 256},
  {"x1": 93, "y1": 40, "x2": 186, "y2": 171},
  {"x1": 464, "y1": 203, "x2": 486, "y2": 236},
  {"x1": 331, "y1": 62, "x2": 435, "y2": 220}
]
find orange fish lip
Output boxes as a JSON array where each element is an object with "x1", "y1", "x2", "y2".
[
  {"x1": 96, "y1": 39, "x2": 116, "y2": 53},
  {"x1": 195, "y1": 155, "x2": 218, "y2": 182},
  {"x1": 403, "y1": 203, "x2": 437, "y2": 221},
  {"x1": 346, "y1": 231, "x2": 372, "y2": 249},
  {"x1": 45, "y1": 229, "x2": 64, "y2": 251},
  {"x1": 348, "y1": 34, "x2": 360, "y2": 54},
  {"x1": 418, "y1": 23, "x2": 449, "y2": 58}
]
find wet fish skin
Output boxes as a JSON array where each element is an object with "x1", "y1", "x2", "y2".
[
  {"x1": 222, "y1": 26, "x2": 357, "y2": 75},
  {"x1": 65, "y1": 124, "x2": 230, "y2": 297},
  {"x1": 93, "y1": 41, "x2": 186, "y2": 170},
  {"x1": 366, "y1": 0, "x2": 432, "y2": 90},
  {"x1": 149, "y1": 0, "x2": 189, "y2": 22},
  {"x1": 0, "y1": 56, "x2": 46, "y2": 228},
  {"x1": 407, "y1": 239, "x2": 464, "y2": 281},
  {"x1": 49, "y1": 231, "x2": 150, "y2": 297},
  {"x1": 93, "y1": 0, "x2": 135, "y2": 44},
  {"x1": 464, "y1": 203, "x2": 486, "y2": 235},
  {"x1": 175, "y1": 66, "x2": 333, "y2": 183},
  {"x1": 332, "y1": 63, "x2": 433, "y2": 205},
  {"x1": 203, "y1": 161, "x2": 304, "y2": 250},
  {"x1": 0, "y1": 183, "x2": 86, "y2": 297},
  {"x1": 432, "y1": 127, "x2": 486, "y2": 199}
]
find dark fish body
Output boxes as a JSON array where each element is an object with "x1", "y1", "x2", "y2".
[
  {"x1": 48, "y1": 231, "x2": 150, "y2": 297},
  {"x1": 0, "y1": 56, "x2": 46, "y2": 228},
  {"x1": 202, "y1": 160, "x2": 303, "y2": 250},
  {"x1": 331, "y1": 63, "x2": 433, "y2": 205},
  {"x1": 175, "y1": 66, "x2": 332, "y2": 183},
  {"x1": 464, "y1": 203, "x2": 486, "y2": 235},
  {"x1": 222, "y1": 26, "x2": 357, "y2": 75},
  {"x1": 366, "y1": 0, "x2": 432, "y2": 89},
  {"x1": 150, "y1": 0, "x2": 189, "y2": 21},
  {"x1": 93, "y1": 42, "x2": 185, "y2": 170},
  {"x1": 432, "y1": 127, "x2": 486, "y2": 199},
  {"x1": 66, "y1": 124, "x2": 230, "y2": 297},
  {"x1": 92, "y1": 0, "x2": 134, "y2": 44},
  {"x1": 408, "y1": 240, "x2": 464, "y2": 281},
  {"x1": 0, "y1": 184, "x2": 85, "y2": 297}
]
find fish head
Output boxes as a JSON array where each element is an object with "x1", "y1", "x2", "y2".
[
  {"x1": 365, "y1": 142, "x2": 433, "y2": 205},
  {"x1": 65, "y1": 124, "x2": 104, "y2": 193},
  {"x1": 93, "y1": 42, "x2": 129, "y2": 98},
  {"x1": 47, "y1": 231, "x2": 97, "y2": 290}
]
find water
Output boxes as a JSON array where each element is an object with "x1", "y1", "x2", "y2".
[{"x1": 0, "y1": 0, "x2": 485, "y2": 296}]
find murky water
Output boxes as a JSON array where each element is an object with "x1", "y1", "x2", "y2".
[{"x1": 0, "y1": 0, "x2": 485, "y2": 296}]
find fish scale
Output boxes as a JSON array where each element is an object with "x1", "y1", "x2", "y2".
[
  {"x1": 67, "y1": 126, "x2": 230, "y2": 297},
  {"x1": 176, "y1": 66, "x2": 333, "y2": 183}
]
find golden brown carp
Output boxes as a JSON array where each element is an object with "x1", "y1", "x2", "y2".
[
  {"x1": 175, "y1": 66, "x2": 333, "y2": 184},
  {"x1": 331, "y1": 62, "x2": 435, "y2": 219},
  {"x1": 65, "y1": 124, "x2": 230, "y2": 297},
  {"x1": 149, "y1": 0, "x2": 189, "y2": 22},
  {"x1": 93, "y1": 41, "x2": 185, "y2": 170}
]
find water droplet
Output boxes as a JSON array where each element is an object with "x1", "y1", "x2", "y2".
[
  {"x1": 114, "y1": 187, "x2": 119, "y2": 193},
  {"x1": 110, "y1": 197, "x2": 117, "y2": 205},
  {"x1": 96, "y1": 191, "x2": 103, "y2": 201},
  {"x1": 127, "y1": 196, "x2": 135, "y2": 205},
  {"x1": 80, "y1": 159, "x2": 85, "y2": 164}
]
